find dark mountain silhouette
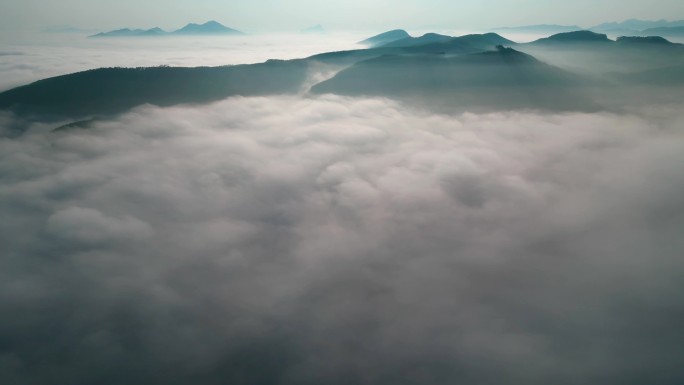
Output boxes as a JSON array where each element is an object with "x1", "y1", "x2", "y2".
[
  {"x1": 301, "y1": 25, "x2": 326, "y2": 34},
  {"x1": 139, "y1": 27, "x2": 168, "y2": 36},
  {"x1": 0, "y1": 60, "x2": 308, "y2": 120},
  {"x1": 310, "y1": 33, "x2": 516, "y2": 66},
  {"x1": 173, "y1": 21, "x2": 244, "y2": 35},
  {"x1": 386, "y1": 33, "x2": 517, "y2": 56},
  {"x1": 616, "y1": 36, "x2": 674, "y2": 45},
  {"x1": 520, "y1": 31, "x2": 684, "y2": 75},
  {"x1": 641, "y1": 26, "x2": 684, "y2": 36},
  {"x1": 311, "y1": 46, "x2": 595, "y2": 111},
  {"x1": 379, "y1": 33, "x2": 453, "y2": 48},
  {"x1": 427, "y1": 33, "x2": 516, "y2": 51},
  {"x1": 5, "y1": 28, "x2": 684, "y2": 125},
  {"x1": 493, "y1": 24, "x2": 582, "y2": 34},
  {"x1": 358, "y1": 30, "x2": 411, "y2": 47},
  {"x1": 591, "y1": 19, "x2": 684, "y2": 32},
  {"x1": 90, "y1": 21, "x2": 243, "y2": 38},
  {"x1": 91, "y1": 28, "x2": 154, "y2": 38},
  {"x1": 531, "y1": 30, "x2": 612, "y2": 44}
]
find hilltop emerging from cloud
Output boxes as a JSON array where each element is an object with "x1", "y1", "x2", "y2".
[{"x1": 4, "y1": 27, "x2": 684, "y2": 127}]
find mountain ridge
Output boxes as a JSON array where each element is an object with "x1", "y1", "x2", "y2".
[
  {"x1": 492, "y1": 24, "x2": 583, "y2": 34},
  {"x1": 310, "y1": 46, "x2": 597, "y2": 112},
  {"x1": 641, "y1": 26, "x2": 684, "y2": 36},
  {"x1": 358, "y1": 30, "x2": 411, "y2": 47},
  {"x1": 90, "y1": 21, "x2": 244, "y2": 38},
  {"x1": 301, "y1": 24, "x2": 326, "y2": 34},
  {"x1": 531, "y1": 30, "x2": 611, "y2": 44},
  {"x1": 591, "y1": 19, "x2": 684, "y2": 32}
]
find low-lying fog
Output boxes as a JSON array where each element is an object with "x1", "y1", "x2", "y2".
[{"x1": 2, "y1": 95, "x2": 684, "y2": 384}]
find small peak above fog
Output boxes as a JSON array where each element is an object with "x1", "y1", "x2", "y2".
[
  {"x1": 492, "y1": 24, "x2": 583, "y2": 34},
  {"x1": 358, "y1": 29, "x2": 411, "y2": 47},
  {"x1": 89, "y1": 20, "x2": 244, "y2": 38},
  {"x1": 301, "y1": 24, "x2": 326, "y2": 34},
  {"x1": 532, "y1": 30, "x2": 611, "y2": 44},
  {"x1": 174, "y1": 20, "x2": 244, "y2": 35},
  {"x1": 591, "y1": 18, "x2": 684, "y2": 32},
  {"x1": 616, "y1": 35, "x2": 673, "y2": 45}
]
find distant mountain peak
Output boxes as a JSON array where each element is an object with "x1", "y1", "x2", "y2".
[
  {"x1": 175, "y1": 21, "x2": 243, "y2": 35},
  {"x1": 534, "y1": 30, "x2": 611, "y2": 44},
  {"x1": 358, "y1": 29, "x2": 411, "y2": 47},
  {"x1": 139, "y1": 27, "x2": 167, "y2": 36},
  {"x1": 493, "y1": 24, "x2": 583, "y2": 34},
  {"x1": 380, "y1": 32, "x2": 452, "y2": 48},
  {"x1": 422, "y1": 32, "x2": 449, "y2": 38},
  {"x1": 301, "y1": 24, "x2": 326, "y2": 34},
  {"x1": 641, "y1": 26, "x2": 684, "y2": 36},
  {"x1": 183, "y1": 21, "x2": 221, "y2": 28},
  {"x1": 90, "y1": 21, "x2": 244, "y2": 38},
  {"x1": 90, "y1": 28, "x2": 144, "y2": 38},
  {"x1": 455, "y1": 32, "x2": 515, "y2": 45},
  {"x1": 616, "y1": 36, "x2": 673, "y2": 44}
]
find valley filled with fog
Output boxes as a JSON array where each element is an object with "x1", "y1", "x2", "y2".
[{"x1": 2, "y1": 26, "x2": 684, "y2": 385}]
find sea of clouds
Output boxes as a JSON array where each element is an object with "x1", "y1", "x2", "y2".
[
  {"x1": 0, "y1": 32, "x2": 367, "y2": 91},
  {"x1": 1, "y1": 94, "x2": 683, "y2": 384}
]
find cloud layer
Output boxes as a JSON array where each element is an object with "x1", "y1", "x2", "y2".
[
  {"x1": 0, "y1": 34, "x2": 363, "y2": 91},
  {"x1": 1, "y1": 95, "x2": 684, "y2": 384}
]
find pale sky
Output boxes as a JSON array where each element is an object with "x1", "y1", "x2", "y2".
[{"x1": 0, "y1": 0, "x2": 683, "y2": 33}]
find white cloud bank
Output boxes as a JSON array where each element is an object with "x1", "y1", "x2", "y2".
[
  {"x1": 1, "y1": 95, "x2": 683, "y2": 384},
  {"x1": 0, "y1": 33, "x2": 364, "y2": 91}
]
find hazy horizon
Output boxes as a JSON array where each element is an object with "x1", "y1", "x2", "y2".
[{"x1": 1, "y1": 0, "x2": 684, "y2": 34}]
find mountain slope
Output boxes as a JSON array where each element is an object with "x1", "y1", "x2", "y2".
[
  {"x1": 90, "y1": 21, "x2": 244, "y2": 38},
  {"x1": 311, "y1": 47, "x2": 595, "y2": 111},
  {"x1": 520, "y1": 32, "x2": 684, "y2": 75},
  {"x1": 380, "y1": 33, "x2": 452, "y2": 48},
  {"x1": 379, "y1": 33, "x2": 453, "y2": 48},
  {"x1": 591, "y1": 19, "x2": 684, "y2": 32},
  {"x1": 493, "y1": 24, "x2": 582, "y2": 34},
  {"x1": 0, "y1": 60, "x2": 308, "y2": 119},
  {"x1": 90, "y1": 28, "x2": 154, "y2": 38},
  {"x1": 301, "y1": 25, "x2": 326, "y2": 34},
  {"x1": 616, "y1": 36, "x2": 674, "y2": 45},
  {"x1": 531, "y1": 30, "x2": 612, "y2": 45},
  {"x1": 641, "y1": 26, "x2": 684, "y2": 36},
  {"x1": 358, "y1": 30, "x2": 411, "y2": 47},
  {"x1": 310, "y1": 33, "x2": 516, "y2": 66},
  {"x1": 138, "y1": 27, "x2": 167, "y2": 37},
  {"x1": 413, "y1": 33, "x2": 516, "y2": 52}
]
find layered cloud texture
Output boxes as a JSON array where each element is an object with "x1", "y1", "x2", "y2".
[{"x1": 1, "y1": 95, "x2": 683, "y2": 384}]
